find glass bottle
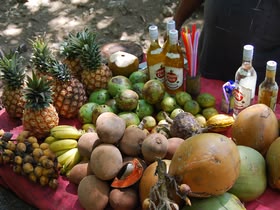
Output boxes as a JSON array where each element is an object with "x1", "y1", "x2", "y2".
[
  {"x1": 162, "y1": 20, "x2": 175, "y2": 55},
  {"x1": 164, "y1": 29, "x2": 184, "y2": 95},
  {"x1": 146, "y1": 25, "x2": 165, "y2": 83},
  {"x1": 233, "y1": 44, "x2": 257, "y2": 118},
  {"x1": 258, "y1": 60, "x2": 278, "y2": 111}
]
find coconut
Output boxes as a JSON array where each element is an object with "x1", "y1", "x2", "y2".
[
  {"x1": 266, "y1": 137, "x2": 280, "y2": 190},
  {"x1": 231, "y1": 104, "x2": 279, "y2": 155},
  {"x1": 168, "y1": 133, "x2": 240, "y2": 197},
  {"x1": 228, "y1": 145, "x2": 267, "y2": 202}
]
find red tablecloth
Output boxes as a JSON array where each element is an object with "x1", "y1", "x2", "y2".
[{"x1": 0, "y1": 77, "x2": 280, "y2": 210}]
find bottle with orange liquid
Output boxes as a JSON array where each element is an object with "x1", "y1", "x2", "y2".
[
  {"x1": 162, "y1": 20, "x2": 175, "y2": 55},
  {"x1": 146, "y1": 25, "x2": 165, "y2": 83},
  {"x1": 164, "y1": 29, "x2": 184, "y2": 95}
]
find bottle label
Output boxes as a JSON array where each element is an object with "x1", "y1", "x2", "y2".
[
  {"x1": 233, "y1": 85, "x2": 252, "y2": 110},
  {"x1": 149, "y1": 62, "x2": 165, "y2": 82},
  {"x1": 166, "y1": 52, "x2": 180, "y2": 59},
  {"x1": 165, "y1": 66, "x2": 183, "y2": 90}
]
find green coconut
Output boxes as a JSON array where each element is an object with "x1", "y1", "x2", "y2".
[
  {"x1": 228, "y1": 145, "x2": 267, "y2": 202},
  {"x1": 266, "y1": 136, "x2": 280, "y2": 190},
  {"x1": 182, "y1": 192, "x2": 245, "y2": 210}
]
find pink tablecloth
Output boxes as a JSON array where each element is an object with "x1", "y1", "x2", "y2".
[{"x1": 0, "y1": 77, "x2": 280, "y2": 210}]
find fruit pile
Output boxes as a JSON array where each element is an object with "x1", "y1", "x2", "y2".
[{"x1": 0, "y1": 130, "x2": 60, "y2": 189}]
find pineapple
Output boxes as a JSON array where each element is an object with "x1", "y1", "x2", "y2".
[
  {"x1": 30, "y1": 36, "x2": 55, "y2": 81},
  {"x1": 49, "y1": 60, "x2": 87, "y2": 118},
  {"x1": 22, "y1": 71, "x2": 59, "y2": 139},
  {"x1": 60, "y1": 30, "x2": 86, "y2": 80},
  {"x1": 78, "y1": 29, "x2": 112, "y2": 94},
  {"x1": 0, "y1": 51, "x2": 26, "y2": 118}
]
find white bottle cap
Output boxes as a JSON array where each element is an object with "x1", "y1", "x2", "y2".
[
  {"x1": 167, "y1": 20, "x2": 175, "y2": 31},
  {"x1": 267, "y1": 60, "x2": 277, "y2": 71},
  {"x1": 169, "y1": 29, "x2": 178, "y2": 44},
  {"x1": 243, "y1": 44, "x2": 254, "y2": 61},
  {"x1": 149, "y1": 25, "x2": 158, "y2": 40}
]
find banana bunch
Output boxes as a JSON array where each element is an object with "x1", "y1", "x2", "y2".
[{"x1": 45, "y1": 125, "x2": 82, "y2": 175}]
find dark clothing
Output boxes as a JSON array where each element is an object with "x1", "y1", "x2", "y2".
[{"x1": 198, "y1": 0, "x2": 280, "y2": 85}]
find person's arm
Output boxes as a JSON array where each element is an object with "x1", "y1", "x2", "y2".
[{"x1": 173, "y1": 0, "x2": 203, "y2": 31}]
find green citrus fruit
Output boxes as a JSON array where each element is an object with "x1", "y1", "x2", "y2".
[
  {"x1": 135, "y1": 99, "x2": 154, "y2": 120},
  {"x1": 170, "y1": 108, "x2": 185, "y2": 119},
  {"x1": 196, "y1": 93, "x2": 216, "y2": 108},
  {"x1": 115, "y1": 89, "x2": 139, "y2": 111},
  {"x1": 175, "y1": 91, "x2": 192, "y2": 107},
  {"x1": 107, "y1": 75, "x2": 132, "y2": 97},
  {"x1": 132, "y1": 82, "x2": 145, "y2": 99},
  {"x1": 183, "y1": 99, "x2": 201, "y2": 115},
  {"x1": 142, "y1": 79, "x2": 165, "y2": 104},
  {"x1": 202, "y1": 107, "x2": 219, "y2": 120},
  {"x1": 118, "y1": 112, "x2": 140, "y2": 127},
  {"x1": 129, "y1": 71, "x2": 149, "y2": 84},
  {"x1": 88, "y1": 89, "x2": 110, "y2": 105},
  {"x1": 78, "y1": 102, "x2": 98, "y2": 124},
  {"x1": 161, "y1": 96, "x2": 178, "y2": 112}
]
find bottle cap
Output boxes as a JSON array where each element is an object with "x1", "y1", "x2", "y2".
[
  {"x1": 166, "y1": 20, "x2": 175, "y2": 31},
  {"x1": 243, "y1": 44, "x2": 254, "y2": 61},
  {"x1": 149, "y1": 25, "x2": 158, "y2": 40},
  {"x1": 169, "y1": 29, "x2": 178, "y2": 44},
  {"x1": 267, "y1": 60, "x2": 277, "y2": 71}
]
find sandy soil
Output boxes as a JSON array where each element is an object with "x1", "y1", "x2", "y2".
[{"x1": 0, "y1": 0, "x2": 203, "y2": 103}]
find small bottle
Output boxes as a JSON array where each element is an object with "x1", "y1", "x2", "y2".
[
  {"x1": 162, "y1": 20, "x2": 176, "y2": 55},
  {"x1": 258, "y1": 60, "x2": 278, "y2": 111},
  {"x1": 164, "y1": 29, "x2": 184, "y2": 95},
  {"x1": 233, "y1": 44, "x2": 257, "y2": 118},
  {"x1": 146, "y1": 25, "x2": 165, "y2": 83}
]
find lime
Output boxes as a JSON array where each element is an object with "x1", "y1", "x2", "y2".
[
  {"x1": 196, "y1": 93, "x2": 216, "y2": 108},
  {"x1": 161, "y1": 96, "x2": 178, "y2": 112},
  {"x1": 142, "y1": 79, "x2": 165, "y2": 104},
  {"x1": 195, "y1": 114, "x2": 207, "y2": 128},
  {"x1": 118, "y1": 112, "x2": 140, "y2": 127},
  {"x1": 129, "y1": 71, "x2": 149, "y2": 84},
  {"x1": 175, "y1": 91, "x2": 192, "y2": 107},
  {"x1": 142, "y1": 116, "x2": 157, "y2": 131},
  {"x1": 115, "y1": 89, "x2": 139, "y2": 111},
  {"x1": 183, "y1": 99, "x2": 201, "y2": 115},
  {"x1": 156, "y1": 110, "x2": 168, "y2": 122},
  {"x1": 135, "y1": 99, "x2": 154, "y2": 120},
  {"x1": 88, "y1": 89, "x2": 110, "y2": 105},
  {"x1": 132, "y1": 82, "x2": 145, "y2": 99},
  {"x1": 78, "y1": 102, "x2": 98, "y2": 124},
  {"x1": 105, "y1": 98, "x2": 119, "y2": 114},
  {"x1": 107, "y1": 75, "x2": 132, "y2": 97},
  {"x1": 170, "y1": 108, "x2": 184, "y2": 119},
  {"x1": 202, "y1": 107, "x2": 219, "y2": 120}
]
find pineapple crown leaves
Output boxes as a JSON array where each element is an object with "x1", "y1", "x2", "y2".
[
  {"x1": 48, "y1": 60, "x2": 72, "y2": 82},
  {"x1": 0, "y1": 51, "x2": 26, "y2": 89},
  {"x1": 62, "y1": 28, "x2": 102, "y2": 71},
  {"x1": 60, "y1": 29, "x2": 90, "y2": 59},
  {"x1": 23, "y1": 70, "x2": 53, "y2": 110},
  {"x1": 29, "y1": 36, "x2": 55, "y2": 73}
]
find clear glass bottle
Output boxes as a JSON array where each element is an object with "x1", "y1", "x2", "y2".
[
  {"x1": 258, "y1": 60, "x2": 278, "y2": 111},
  {"x1": 233, "y1": 44, "x2": 257, "y2": 118},
  {"x1": 164, "y1": 29, "x2": 184, "y2": 95},
  {"x1": 146, "y1": 25, "x2": 165, "y2": 83},
  {"x1": 162, "y1": 20, "x2": 176, "y2": 55}
]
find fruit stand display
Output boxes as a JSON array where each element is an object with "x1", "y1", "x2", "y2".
[
  {"x1": 0, "y1": 77, "x2": 279, "y2": 210},
  {"x1": 1, "y1": 28, "x2": 280, "y2": 209}
]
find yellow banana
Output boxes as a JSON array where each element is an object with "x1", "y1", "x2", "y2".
[
  {"x1": 50, "y1": 125, "x2": 83, "y2": 140},
  {"x1": 61, "y1": 148, "x2": 81, "y2": 175},
  {"x1": 49, "y1": 139, "x2": 78, "y2": 153},
  {"x1": 57, "y1": 148, "x2": 79, "y2": 165},
  {"x1": 44, "y1": 136, "x2": 57, "y2": 144},
  {"x1": 55, "y1": 149, "x2": 70, "y2": 157}
]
